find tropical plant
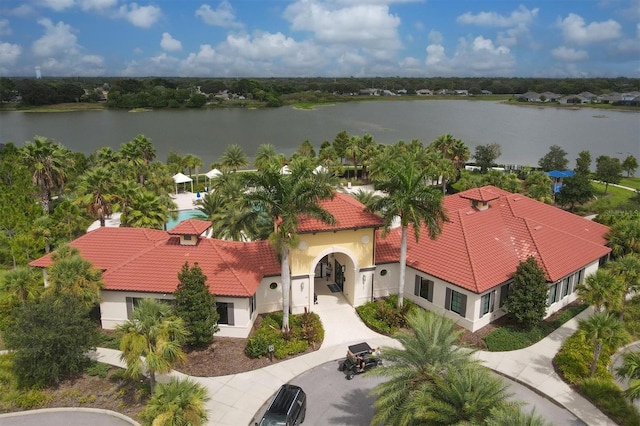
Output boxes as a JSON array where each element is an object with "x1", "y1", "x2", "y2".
[
  {"x1": 578, "y1": 312, "x2": 629, "y2": 377},
  {"x1": 117, "y1": 298, "x2": 189, "y2": 393},
  {"x1": 576, "y1": 269, "x2": 623, "y2": 313},
  {"x1": 410, "y1": 365, "x2": 515, "y2": 424},
  {"x1": 345, "y1": 135, "x2": 363, "y2": 180},
  {"x1": 606, "y1": 219, "x2": 640, "y2": 258},
  {"x1": 3, "y1": 294, "x2": 99, "y2": 388},
  {"x1": 485, "y1": 406, "x2": 552, "y2": 426},
  {"x1": 183, "y1": 154, "x2": 203, "y2": 185},
  {"x1": 616, "y1": 351, "x2": 640, "y2": 401},
  {"x1": 0, "y1": 266, "x2": 41, "y2": 308},
  {"x1": 44, "y1": 244, "x2": 104, "y2": 309},
  {"x1": 21, "y1": 136, "x2": 72, "y2": 213},
  {"x1": 368, "y1": 309, "x2": 477, "y2": 426},
  {"x1": 254, "y1": 144, "x2": 281, "y2": 171},
  {"x1": 524, "y1": 171, "x2": 553, "y2": 203},
  {"x1": 126, "y1": 190, "x2": 170, "y2": 229},
  {"x1": 608, "y1": 253, "x2": 640, "y2": 295},
  {"x1": 243, "y1": 157, "x2": 337, "y2": 330},
  {"x1": 120, "y1": 134, "x2": 156, "y2": 186},
  {"x1": 369, "y1": 146, "x2": 447, "y2": 308},
  {"x1": 141, "y1": 377, "x2": 210, "y2": 426},
  {"x1": 75, "y1": 166, "x2": 115, "y2": 227},
  {"x1": 504, "y1": 256, "x2": 549, "y2": 328},
  {"x1": 174, "y1": 262, "x2": 219, "y2": 348},
  {"x1": 219, "y1": 144, "x2": 248, "y2": 171}
]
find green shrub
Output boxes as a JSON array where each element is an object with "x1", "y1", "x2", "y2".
[
  {"x1": 356, "y1": 296, "x2": 416, "y2": 335},
  {"x1": 274, "y1": 339, "x2": 308, "y2": 359},
  {"x1": 245, "y1": 333, "x2": 270, "y2": 358},
  {"x1": 109, "y1": 369, "x2": 127, "y2": 383},
  {"x1": 579, "y1": 378, "x2": 640, "y2": 426},
  {"x1": 554, "y1": 334, "x2": 613, "y2": 384},
  {"x1": 623, "y1": 297, "x2": 640, "y2": 339},
  {"x1": 85, "y1": 361, "x2": 110, "y2": 378},
  {"x1": 97, "y1": 331, "x2": 121, "y2": 350},
  {"x1": 9, "y1": 389, "x2": 54, "y2": 409},
  {"x1": 245, "y1": 312, "x2": 323, "y2": 359}
]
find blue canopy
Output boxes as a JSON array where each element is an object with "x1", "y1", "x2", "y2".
[{"x1": 546, "y1": 170, "x2": 575, "y2": 179}]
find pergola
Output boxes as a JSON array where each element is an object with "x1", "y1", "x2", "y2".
[
  {"x1": 205, "y1": 168, "x2": 222, "y2": 188},
  {"x1": 172, "y1": 172, "x2": 193, "y2": 194}
]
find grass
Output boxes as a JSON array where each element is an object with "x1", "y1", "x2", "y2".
[
  {"x1": 620, "y1": 177, "x2": 640, "y2": 190},
  {"x1": 483, "y1": 303, "x2": 588, "y2": 351},
  {"x1": 577, "y1": 181, "x2": 637, "y2": 214},
  {"x1": 292, "y1": 102, "x2": 335, "y2": 110}
]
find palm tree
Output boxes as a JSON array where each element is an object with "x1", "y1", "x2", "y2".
[
  {"x1": 184, "y1": 154, "x2": 203, "y2": 185},
  {"x1": 127, "y1": 190, "x2": 170, "y2": 229},
  {"x1": 44, "y1": 245, "x2": 104, "y2": 309},
  {"x1": 345, "y1": 135, "x2": 363, "y2": 180},
  {"x1": 486, "y1": 406, "x2": 552, "y2": 426},
  {"x1": 616, "y1": 351, "x2": 640, "y2": 401},
  {"x1": 113, "y1": 179, "x2": 140, "y2": 227},
  {"x1": 93, "y1": 146, "x2": 118, "y2": 167},
  {"x1": 369, "y1": 309, "x2": 477, "y2": 426},
  {"x1": 369, "y1": 147, "x2": 448, "y2": 308},
  {"x1": 608, "y1": 253, "x2": 640, "y2": 295},
  {"x1": 22, "y1": 136, "x2": 72, "y2": 213},
  {"x1": 578, "y1": 312, "x2": 629, "y2": 377},
  {"x1": 254, "y1": 143, "x2": 280, "y2": 171},
  {"x1": 117, "y1": 298, "x2": 188, "y2": 394},
  {"x1": 411, "y1": 365, "x2": 515, "y2": 424},
  {"x1": 220, "y1": 144, "x2": 248, "y2": 172},
  {"x1": 120, "y1": 135, "x2": 157, "y2": 186},
  {"x1": 0, "y1": 266, "x2": 41, "y2": 307},
  {"x1": 577, "y1": 269, "x2": 624, "y2": 313},
  {"x1": 607, "y1": 219, "x2": 640, "y2": 258},
  {"x1": 243, "y1": 157, "x2": 337, "y2": 330},
  {"x1": 141, "y1": 377, "x2": 210, "y2": 426},
  {"x1": 75, "y1": 167, "x2": 115, "y2": 227},
  {"x1": 524, "y1": 171, "x2": 553, "y2": 203},
  {"x1": 349, "y1": 189, "x2": 381, "y2": 210}
]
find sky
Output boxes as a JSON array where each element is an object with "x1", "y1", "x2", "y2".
[{"x1": 0, "y1": 0, "x2": 639, "y2": 78}]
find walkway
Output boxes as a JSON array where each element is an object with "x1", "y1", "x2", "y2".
[{"x1": 88, "y1": 304, "x2": 620, "y2": 426}]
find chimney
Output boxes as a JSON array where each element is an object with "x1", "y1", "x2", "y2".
[{"x1": 459, "y1": 188, "x2": 500, "y2": 212}]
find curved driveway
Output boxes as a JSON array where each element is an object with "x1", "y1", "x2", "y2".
[{"x1": 0, "y1": 408, "x2": 139, "y2": 426}]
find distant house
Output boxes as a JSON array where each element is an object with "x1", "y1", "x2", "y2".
[
  {"x1": 517, "y1": 91, "x2": 541, "y2": 102},
  {"x1": 577, "y1": 92, "x2": 597, "y2": 102},
  {"x1": 559, "y1": 95, "x2": 587, "y2": 104},
  {"x1": 620, "y1": 92, "x2": 640, "y2": 106},
  {"x1": 481, "y1": 90, "x2": 493, "y2": 95},
  {"x1": 381, "y1": 90, "x2": 396, "y2": 96},
  {"x1": 397, "y1": 89, "x2": 407, "y2": 95},
  {"x1": 596, "y1": 93, "x2": 621, "y2": 104},
  {"x1": 455, "y1": 90, "x2": 469, "y2": 96},
  {"x1": 540, "y1": 92, "x2": 560, "y2": 102},
  {"x1": 416, "y1": 89, "x2": 433, "y2": 96},
  {"x1": 359, "y1": 88, "x2": 379, "y2": 96}
]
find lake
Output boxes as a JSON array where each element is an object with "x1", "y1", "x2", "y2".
[{"x1": 1, "y1": 100, "x2": 638, "y2": 168}]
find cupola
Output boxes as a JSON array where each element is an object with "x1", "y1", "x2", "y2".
[
  {"x1": 167, "y1": 219, "x2": 211, "y2": 245},
  {"x1": 459, "y1": 188, "x2": 500, "y2": 211}
]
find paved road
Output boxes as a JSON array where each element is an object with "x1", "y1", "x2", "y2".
[
  {"x1": 0, "y1": 408, "x2": 138, "y2": 426},
  {"x1": 254, "y1": 361, "x2": 585, "y2": 426}
]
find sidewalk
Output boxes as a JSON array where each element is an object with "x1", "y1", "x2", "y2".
[{"x1": 89, "y1": 303, "x2": 619, "y2": 426}]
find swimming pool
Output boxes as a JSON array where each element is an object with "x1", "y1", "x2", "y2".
[{"x1": 166, "y1": 209, "x2": 207, "y2": 230}]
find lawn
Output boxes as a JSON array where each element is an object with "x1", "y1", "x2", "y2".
[
  {"x1": 578, "y1": 181, "x2": 636, "y2": 214},
  {"x1": 620, "y1": 177, "x2": 640, "y2": 190}
]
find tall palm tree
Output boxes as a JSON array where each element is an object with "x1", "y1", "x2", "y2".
[
  {"x1": 370, "y1": 147, "x2": 448, "y2": 308},
  {"x1": 369, "y1": 309, "x2": 477, "y2": 426},
  {"x1": 243, "y1": 157, "x2": 337, "y2": 330},
  {"x1": 578, "y1": 312, "x2": 629, "y2": 377},
  {"x1": 117, "y1": 298, "x2": 188, "y2": 394},
  {"x1": 184, "y1": 154, "x2": 203, "y2": 185},
  {"x1": 608, "y1": 253, "x2": 640, "y2": 295},
  {"x1": 345, "y1": 135, "x2": 363, "y2": 180},
  {"x1": 616, "y1": 351, "x2": 640, "y2": 401},
  {"x1": 127, "y1": 190, "x2": 170, "y2": 229},
  {"x1": 0, "y1": 266, "x2": 41, "y2": 307},
  {"x1": 44, "y1": 245, "x2": 104, "y2": 309},
  {"x1": 22, "y1": 136, "x2": 72, "y2": 213},
  {"x1": 219, "y1": 144, "x2": 248, "y2": 172},
  {"x1": 75, "y1": 167, "x2": 115, "y2": 227},
  {"x1": 113, "y1": 179, "x2": 140, "y2": 227},
  {"x1": 120, "y1": 135, "x2": 157, "y2": 186},
  {"x1": 411, "y1": 365, "x2": 515, "y2": 425},
  {"x1": 254, "y1": 143, "x2": 281, "y2": 171},
  {"x1": 577, "y1": 269, "x2": 624, "y2": 313},
  {"x1": 607, "y1": 219, "x2": 640, "y2": 258},
  {"x1": 93, "y1": 146, "x2": 119, "y2": 167},
  {"x1": 141, "y1": 377, "x2": 210, "y2": 426}
]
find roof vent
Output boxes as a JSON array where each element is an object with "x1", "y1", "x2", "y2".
[{"x1": 533, "y1": 225, "x2": 543, "y2": 230}]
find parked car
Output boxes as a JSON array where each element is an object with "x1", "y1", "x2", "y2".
[
  {"x1": 256, "y1": 384, "x2": 306, "y2": 425},
  {"x1": 338, "y1": 342, "x2": 382, "y2": 380}
]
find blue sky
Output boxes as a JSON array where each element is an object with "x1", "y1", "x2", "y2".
[{"x1": 1, "y1": 0, "x2": 639, "y2": 77}]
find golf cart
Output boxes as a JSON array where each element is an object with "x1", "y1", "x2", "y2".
[{"x1": 338, "y1": 342, "x2": 382, "y2": 380}]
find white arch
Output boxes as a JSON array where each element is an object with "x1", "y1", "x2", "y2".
[{"x1": 308, "y1": 246, "x2": 360, "y2": 275}]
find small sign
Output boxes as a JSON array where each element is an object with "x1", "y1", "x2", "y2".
[{"x1": 268, "y1": 344, "x2": 274, "y2": 352}]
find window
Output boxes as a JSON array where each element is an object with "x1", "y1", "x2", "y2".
[
  {"x1": 576, "y1": 269, "x2": 585, "y2": 289},
  {"x1": 561, "y1": 277, "x2": 570, "y2": 298},
  {"x1": 183, "y1": 234, "x2": 192, "y2": 240},
  {"x1": 216, "y1": 302, "x2": 235, "y2": 325},
  {"x1": 269, "y1": 282, "x2": 278, "y2": 290},
  {"x1": 125, "y1": 297, "x2": 143, "y2": 319},
  {"x1": 548, "y1": 283, "x2": 559, "y2": 305},
  {"x1": 249, "y1": 294, "x2": 256, "y2": 316},
  {"x1": 480, "y1": 292, "x2": 494, "y2": 317},
  {"x1": 414, "y1": 276, "x2": 434, "y2": 302},
  {"x1": 380, "y1": 269, "x2": 388, "y2": 276},
  {"x1": 499, "y1": 283, "x2": 511, "y2": 308},
  {"x1": 445, "y1": 288, "x2": 467, "y2": 317}
]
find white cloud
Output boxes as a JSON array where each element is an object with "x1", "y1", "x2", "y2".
[
  {"x1": 428, "y1": 30, "x2": 443, "y2": 44},
  {"x1": 457, "y1": 5, "x2": 538, "y2": 27},
  {"x1": 32, "y1": 19, "x2": 79, "y2": 57},
  {"x1": 552, "y1": 46, "x2": 588, "y2": 61},
  {"x1": 118, "y1": 3, "x2": 162, "y2": 28},
  {"x1": 6, "y1": 4, "x2": 34, "y2": 17},
  {"x1": 0, "y1": 42, "x2": 22, "y2": 68},
  {"x1": 30, "y1": 19, "x2": 105, "y2": 76},
  {"x1": 0, "y1": 19, "x2": 11, "y2": 36},
  {"x1": 559, "y1": 13, "x2": 622, "y2": 44},
  {"x1": 40, "y1": 0, "x2": 75, "y2": 11},
  {"x1": 195, "y1": 1, "x2": 243, "y2": 28},
  {"x1": 425, "y1": 36, "x2": 515, "y2": 76},
  {"x1": 79, "y1": 0, "x2": 119, "y2": 11},
  {"x1": 284, "y1": 0, "x2": 402, "y2": 51},
  {"x1": 160, "y1": 32, "x2": 182, "y2": 52}
]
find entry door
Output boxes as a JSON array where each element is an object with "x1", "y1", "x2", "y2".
[{"x1": 334, "y1": 260, "x2": 344, "y2": 291}]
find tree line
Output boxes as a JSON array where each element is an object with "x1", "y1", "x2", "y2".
[{"x1": 2, "y1": 76, "x2": 639, "y2": 107}]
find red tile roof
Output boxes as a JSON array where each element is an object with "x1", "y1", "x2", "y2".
[
  {"x1": 296, "y1": 192, "x2": 385, "y2": 233},
  {"x1": 30, "y1": 227, "x2": 280, "y2": 297},
  {"x1": 167, "y1": 219, "x2": 211, "y2": 236},
  {"x1": 376, "y1": 186, "x2": 611, "y2": 294}
]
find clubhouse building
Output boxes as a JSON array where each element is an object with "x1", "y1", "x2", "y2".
[{"x1": 30, "y1": 186, "x2": 611, "y2": 337}]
